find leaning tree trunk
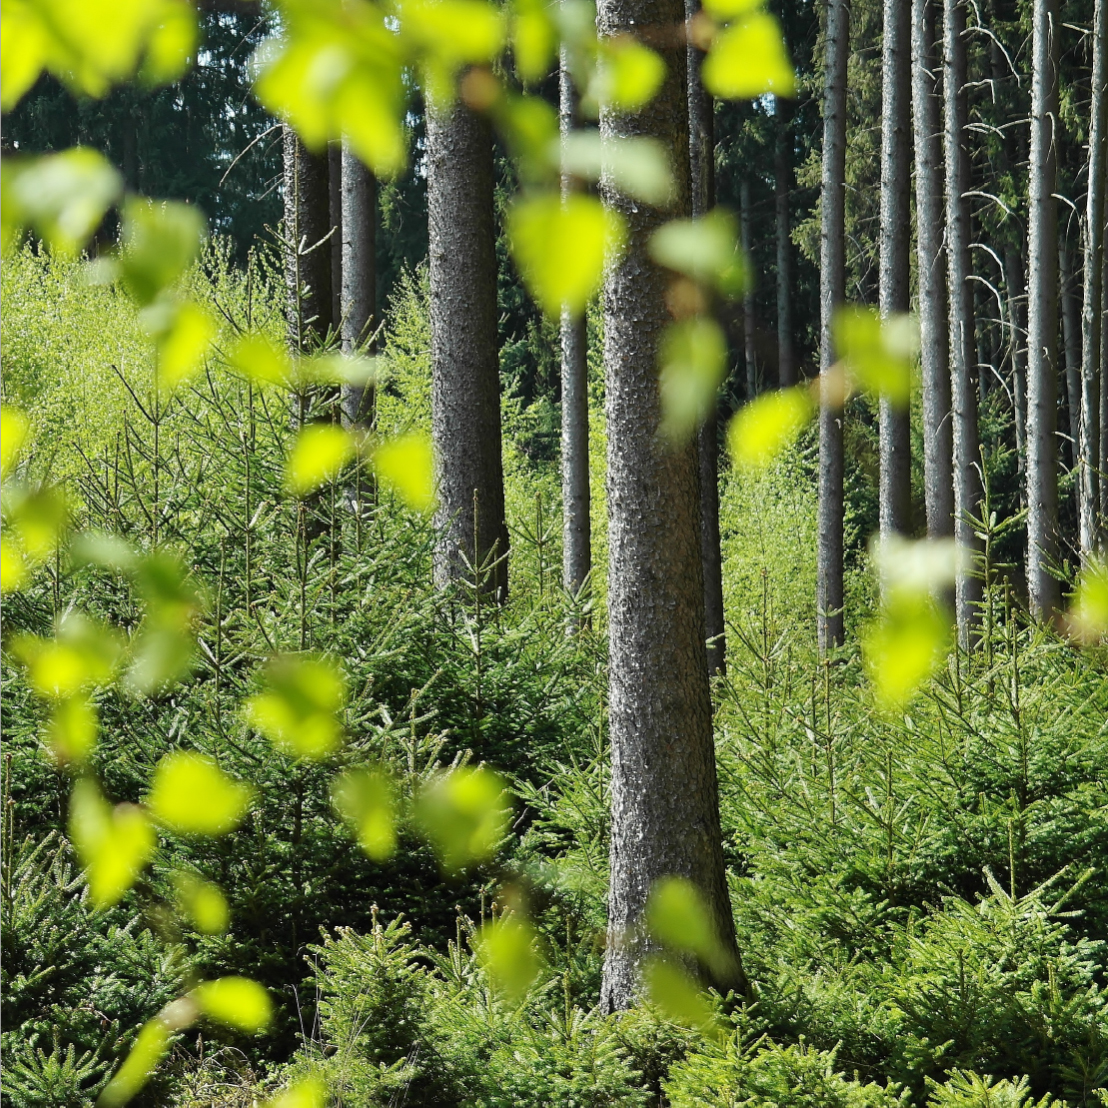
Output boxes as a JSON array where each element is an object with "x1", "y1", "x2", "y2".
[
  {"x1": 687, "y1": 0, "x2": 726, "y2": 675},
  {"x1": 818, "y1": 0, "x2": 850, "y2": 652},
  {"x1": 913, "y1": 0, "x2": 954, "y2": 539},
  {"x1": 1025, "y1": 0, "x2": 1061, "y2": 621},
  {"x1": 880, "y1": 0, "x2": 912, "y2": 540},
  {"x1": 598, "y1": 0, "x2": 741, "y2": 1010},
  {"x1": 776, "y1": 96, "x2": 795, "y2": 388},
  {"x1": 1080, "y1": 0, "x2": 1106, "y2": 557},
  {"x1": 340, "y1": 144, "x2": 376, "y2": 428},
  {"x1": 560, "y1": 41, "x2": 592, "y2": 601},
  {"x1": 427, "y1": 97, "x2": 509, "y2": 598},
  {"x1": 943, "y1": 0, "x2": 984, "y2": 642}
]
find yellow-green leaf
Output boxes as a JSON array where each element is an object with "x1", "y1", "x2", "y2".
[
  {"x1": 244, "y1": 655, "x2": 347, "y2": 760},
  {"x1": 12, "y1": 613, "x2": 124, "y2": 698},
  {"x1": 372, "y1": 433, "x2": 436, "y2": 513},
  {"x1": 560, "y1": 132, "x2": 675, "y2": 207},
  {"x1": 174, "y1": 872, "x2": 230, "y2": 934},
  {"x1": 1, "y1": 537, "x2": 28, "y2": 593},
  {"x1": 47, "y1": 695, "x2": 99, "y2": 764},
  {"x1": 476, "y1": 915, "x2": 542, "y2": 1001},
  {"x1": 832, "y1": 306, "x2": 919, "y2": 406},
  {"x1": 508, "y1": 192, "x2": 626, "y2": 319},
  {"x1": 863, "y1": 598, "x2": 951, "y2": 710},
  {"x1": 115, "y1": 198, "x2": 206, "y2": 306},
  {"x1": 69, "y1": 779, "x2": 156, "y2": 909},
  {"x1": 147, "y1": 752, "x2": 252, "y2": 836},
  {"x1": 191, "y1": 977, "x2": 273, "y2": 1034},
  {"x1": 263, "y1": 1075, "x2": 329, "y2": 1108},
  {"x1": 226, "y1": 333, "x2": 295, "y2": 389},
  {"x1": 594, "y1": 34, "x2": 665, "y2": 113},
  {"x1": 727, "y1": 386, "x2": 814, "y2": 469},
  {"x1": 143, "y1": 298, "x2": 216, "y2": 392},
  {"x1": 285, "y1": 424, "x2": 356, "y2": 496},
  {"x1": 511, "y1": 0, "x2": 557, "y2": 83},
  {"x1": 414, "y1": 766, "x2": 510, "y2": 874},
  {"x1": 332, "y1": 768, "x2": 397, "y2": 861},
  {"x1": 139, "y1": 0, "x2": 197, "y2": 86},
  {"x1": 1068, "y1": 559, "x2": 1108, "y2": 641},
  {"x1": 658, "y1": 318, "x2": 728, "y2": 442},
  {"x1": 648, "y1": 210, "x2": 747, "y2": 295},
  {"x1": 701, "y1": 0, "x2": 762, "y2": 16},
  {"x1": 642, "y1": 955, "x2": 720, "y2": 1035},
  {"x1": 3, "y1": 484, "x2": 71, "y2": 562},
  {"x1": 703, "y1": 12, "x2": 796, "y2": 100},
  {"x1": 646, "y1": 877, "x2": 719, "y2": 966},
  {"x1": 1, "y1": 405, "x2": 30, "y2": 478},
  {"x1": 97, "y1": 1017, "x2": 172, "y2": 1108}
]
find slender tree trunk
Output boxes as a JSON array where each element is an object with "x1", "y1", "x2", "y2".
[
  {"x1": 913, "y1": 0, "x2": 954, "y2": 539},
  {"x1": 560, "y1": 43, "x2": 592, "y2": 600},
  {"x1": 1060, "y1": 240, "x2": 1082, "y2": 474},
  {"x1": 427, "y1": 97, "x2": 509, "y2": 598},
  {"x1": 1101, "y1": 234, "x2": 1108, "y2": 542},
  {"x1": 328, "y1": 142, "x2": 343, "y2": 333},
  {"x1": 687, "y1": 0, "x2": 726, "y2": 675},
  {"x1": 1025, "y1": 0, "x2": 1061, "y2": 620},
  {"x1": 740, "y1": 178, "x2": 758, "y2": 398},
  {"x1": 818, "y1": 0, "x2": 850, "y2": 652},
  {"x1": 776, "y1": 97, "x2": 795, "y2": 387},
  {"x1": 943, "y1": 0, "x2": 984, "y2": 641},
  {"x1": 1080, "y1": 0, "x2": 1106, "y2": 556},
  {"x1": 598, "y1": 0, "x2": 740, "y2": 1010},
  {"x1": 880, "y1": 0, "x2": 912, "y2": 539},
  {"x1": 340, "y1": 145, "x2": 376, "y2": 429},
  {"x1": 1004, "y1": 245, "x2": 1029, "y2": 507}
]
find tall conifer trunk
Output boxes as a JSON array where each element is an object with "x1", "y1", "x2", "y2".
[
  {"x1": 741, "y1": 178, "x2": 758, "y2": 398},
  {"x1": 1060, "y1": 241, "x2": 1082, "y2": 478},
  {"x1": 340, "y1": 146, "x2": 376, "y2": 429},
  {"x1": 1025, "y1": 0, "x2": 1061, "y2": 619},
  {"x1": 427, "y1": 97, "x2": 509, "y2": 598},
  {"x1": 818, "y1": 0, "x2": 850, "y2": 651},
  {"x1": 776, "y1": 97, "x2": 795, "y2": 387},
  {"x1": 880, "y1": 0, "x2": 912, "y2": 539},
  {"x1": 598, "y1": 0, "x2": 739, "y2": 1010}
]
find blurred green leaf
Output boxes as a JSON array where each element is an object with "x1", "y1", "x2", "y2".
[
  {"x1": 476, "y1": 914, "x2": 543, "y2": 1001},
  {"x1": 1068, "y1": 559, "x2": 1108, "y2": 642},
  {"x1": 727, "y1": 386, "x2": 814, "y2": 470},
  {"x1": 371, "y1": 433, "x2": 437, "y2": 513},
  {"x1": 191, "y1": 976, "x2": 273, "y2": 1034},
  {"x1": 112, "y1": 198, "x2": 206, "y2": 306},
  {"x1": 864, "y1": 598, "x2": 951, "y2": 710},
  {"x1": 263, "y1": 1075, "x2": 328, "y2": 1108},
  {"x1": 511, "y1": 0, "x2": 557, "y2": 83},
  {"x1": 140, "y1": 298, "x2": 216, "y2": 392},
  {"x1": 642, "y1": 955, "x2": 721, "y2": 1035},
  {"x1": 2, "y1": 483, "x2": 71, "y2": 563},
  {"x1": 703, "y1": 11, "x2": 795, "y2": 100},
  {"x1": 126, "y1": 550, "x2": 203, "y2": 695},
  {"x1": 593, "y1": 34, "x2": 665, "y2": 113},
  {"x1": 285, "y1": 424, "x2": 357, "y2": 496},
  {"x1": 560, "y1": 132, "x2": 675, "y2": 206},
  {"x1": 173, "y1": 872, "x2": 231, "y2": 934},
  {"x1": 414, "y1": 766, "x2": 510, "y2": 873},
  {"x1": 658, "y1": 318, "x2": 728, "y2": 442},
  {"x1": 649, "y1": 210, "x2": 747, "y2": 295},
  {"x1": 12, "y1": 613, "x2": 124, "y2": 699},
  {"x1": 244, "y1": 655, "x2": 347, "y2": 760},
  {"x1": 97, "y1": 1017, "x2": 171, "y2": 1108},
  {"x1": 226, "y1": 333, "x2": 295, "y2": 389},
  {"x1": 332, "y1": 767, "x2": 397, "y2": 861},
  {"x1": 147, "y1": 752, "x2": 252, "y2": 837},
  {"x1": 646, "y1": 877, "x2": 719, "y2": 966},
  {"x1": 833, "y1": 306, "x2": 919, "y2": 406},
  {"x1": 1, "y1": 405, "x2": 30, "y2": 479},
  {"x1": 47, "y1": 694, "x2": 99, "y2": 764},
  {"x1": 138, "y1": 0, "x2": 196, "y2": 86},
  {"x1": 0, "y1": 537, "x2": 27, "y2": 593}
]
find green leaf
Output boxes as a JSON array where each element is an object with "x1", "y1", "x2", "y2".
[
  {"x1": 285, "y1": 424, "x2": 356, "y2": 496},
  {"x1": 371, "y1": 433, "x2": 437, "y2": 513},
  {"x1": 47, "y1": 694, "x2": 99, "y2": 764},
  {"x1": 0, "y1": 405, "x2": 30, "y2": 479},
  {"x1": 139, "y1": 0, "x2": 197, "y2": 86},
  {"x1": 226, "y1": 333, "x2": 295, "y2": 389},
  {"x1": 701, "y1": 0, "x2": 762, "y2": 16},
  {"x1": 114, "y1": 198, "x2": 206, "y2": 306},
  {"x1": 832, "y1": 306, "x2": 919, "y2": 406},
  {"x1": 244, "y1": 655, "x2": 347, "y2": 760},
  {"x1": 658, "y1": 318, "x2": 728, "y2": 442},
  {"x1": 560, "y1": 132, "x2": 675, "y2": 206},
  {"x1": 0, "y1": 538, "x2": 28, "y2": 594},
  {"x1": 508, "y1": 191, "x2": 626, "y2": 318},
  {"x1": 263, "y1": 1076, "x2": 329, "y2": 1108},
  {"x1": 642, "y1": 955, "x2": 721, "y2": 1035},
  {"x1": 332, "y1": 768, "x2": 397, "y2": 861},
  {"x1": 191, "y1": 977, "x2": 273, "y2": 1034},
  {"x1": 173, "y1": 872, "x2": 231, "y2": 934},
  {"x1": 727, "y1": 386, "x2": 814, "y2": 470},
  {"x1": 2, "y1": 483, "x2": 71, "y2": 563},
  {"x1": 702, "y1": 11, "x2": 795, "y2": 100},
  {"x1": 645, "y1": 877, "x2": 719, "y2": 966},
  {"x1": 147, "y1": 752, "x2": 252, "y2": 836},
  {"x1": 1069, "y1": 559, "x2": 1108, "y2": 641},
  {"x1": 69, "y1": 779, "x2": 156, "y2": 909},
  {"x1": 12, "y1": 613, "x2": 124, "y2": 698},
  {"x1": 511, "y1": 0, "x2": 557, "y2": 83},
  {"x1": 97, "y1": 1017, "x2": 171, "y2": 1107},
  {"x1": 648, "y1": 209, "x2": 747, "y2": 295},
  {"x1": 864, "y1": 598, "x2": 951, "y2": 710},
  {"x1": 476, "y1": 915, "x2": 543, "y2": 1001},
  {"x1": 593, "y1": 34, "x2": 665, "y2": 113},
  {"x1": 141, "y1": 298, "x2": 216, "y2": 392},
  {"x1": 414, "y1": 766, "x2": 510, "y2": 873}
]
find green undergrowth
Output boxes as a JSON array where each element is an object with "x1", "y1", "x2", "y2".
[{"x1": 1, "y1": 247, "x2": 1105, "y2": 1106}]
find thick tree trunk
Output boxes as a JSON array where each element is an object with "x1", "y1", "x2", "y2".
[
  {"x1": 1025, "y1": 0, "x2": 1061, "y2": 620},
  {"x1": 818, "y1": 0, "x2": 850, "y2": 652},
  {"x1": 913, "y1": 0, "x2": 954, "y2": 539},
  {"x1": 1080, "y1": 0, "x2": 1106, "y2": 557},
  {"x1": 740, "y1": 178, "x2": 758, "y2": 398},
  {"x1": 943, "y1": 0, "x2": 984, "y2": 641},
  {"x1": 340, "y1": 145, "x2": 376, "y2": 428},
  {"x1": 880, "y1": 0, "x2": 912, "y2": 540},
  {"x1": 776, "y1": 97, "x2": 795, "y2": 387},
  {"x1": 427, "y1": 98, "x2": 509, "y2": 598},
  {"x1": 687, "y1": 0, "x2": 726, "y2": 675},
  {"x1": 560, "y1": 45, "x2": 592, "y2": 600},
  {"x1": 598, "y1": 0, "x2": 740, "y2": 1010}
]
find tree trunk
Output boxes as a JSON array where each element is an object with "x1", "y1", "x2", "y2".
[
  {"x1": 818, "y1": 0, "x2": 850, "y2": 652},
  {"x1": 1004, "y1": 245, "x2": 1029, "y2": 508},
  {"x1": 740, "y1": 178, "x2": 758, "y2": 398},
  {"x1": 1080, "y1": 0, "x2": 1106, "y2": 557},
  {"x1": 776, "y1": 97, "x2": 795, "y2": 388},
  {"x1": 943, "y1": 0, "x2": 983, "y2": 642},
  {"x1": 340, "y1": 145, "x2": 376, "y2": 429},
  {"x1": 1025, "y1": 0, "x2": 1061, "y2": 620},
  {"x1": 687, "y1": 0, "x2": 726, "y2": 675},
  {"x1": 880, "y1": 0, "x2": 912, "y2": 540},
  {"x1": 427, "y1": 97, "x2": 509, "y2": 598},
  {"x1": 328, "y1": 142, "x2": 344, "y2": 335},
  {"x1": 913, "y1": 0, "x2": 954, "y2": 539},
  {"x1": 1101, "y1": 233, "x2": 1108, "y2": 543},
  {"x1": 598, "y1": 0, "x2": 740, "y2": 1010},
  {"x1": 1060, "y1": 240, "x2": 1082, "y2": 475},
  {"x1": 560, "y1": 43, "x2": 592, "y2": 600}
]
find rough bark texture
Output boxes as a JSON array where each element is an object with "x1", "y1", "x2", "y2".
[
  {"x1": 879, "y1": 0, "x2": 912, "y2": 539},
  {"x1": 598, "y1": 0, "x2": 740, "y2": 1010},
  {"x1": 943, "y1": 0, "x2": 984, "y2": 642},
  {"x1": 913, "y1": 0, "x2": 954, "y2": 539},
  {"x1": 1081, "y1": 0, "x2": 1106, "y2": 556},
  {"x1": 818, "y1": 0, "x2": 850, "y2": 652},
  {"x1": 560, "y1": 44, "x2": 592, "y2": 599},
  {"x1": 687, "y1": 0, "x2": 726, "y2": 675},
  {"x1": 340, "y1": 145, "x2": 376, "y2": 428},
  {"x1": 427, "y1": 99, "x2": 509, "y2": 598},
  {"x1": 1025, "y1": 0, "x2": 1061, "y2": 620},
  {"x1": 776, "y1": 97, "x2": 795, "y2": 387}
]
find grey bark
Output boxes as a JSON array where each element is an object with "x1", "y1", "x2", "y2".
[
  {"x1": 560, "y1": 44, "x2": 592, "y2": 599},
  {"x1": 912, "y1": 0, "x2": 954, "y2": 539},
  {"x1": 340, "y1": 145, "x2": 376, "y2": 428},
  {"x1": 1061, "y1": 241, "x2": 1083, "y2": 475},
  {"x1": 328, "y1": 142, "x2": 343, "y2": 333},
  {"x1": 879, "y1": 0, "x2": 913, "y2": 539},
  {"x1": 1004, "y1": 246, "x2": 1029, "y2": 506},
  {"x1": 943, "y1": 0, "x2": 984, "y2": 642},
  {"x1": 776, "y1": 97, "x2": 795, "y2": 387},
  {"x1": 1025, "y1": 0, "x2": 1061, "y2": 620},
  {"x1": 1080, "y1": 0, "x2": 1106, "y2": 556},
  {"x1": 818, "y1": 0, "x2": 850, "y2": 652},
  {"x1": 687, "y1": 0, "x2": 726, "y2": 675},
  {"x1": 1101, "y1": 226, "x2": 1108, "y2": 540},
  {"x1": 740, "y1": 180, "x2": 758, "y2": 398},
  {"x1": 598, "y1": 0, "x2": 740, "y2": 1010},
  {"x1": 427, "y1": 98, "x2": 509, "y2": 598}
]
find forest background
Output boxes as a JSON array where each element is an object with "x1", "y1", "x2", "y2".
[{"x1": 1, "y1": 0, "x2": 1108, "y2": 1106}]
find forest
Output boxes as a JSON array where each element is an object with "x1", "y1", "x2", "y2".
[{"x1": 1, "y1": 0, "x2": 1107, "y2": 1105}]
